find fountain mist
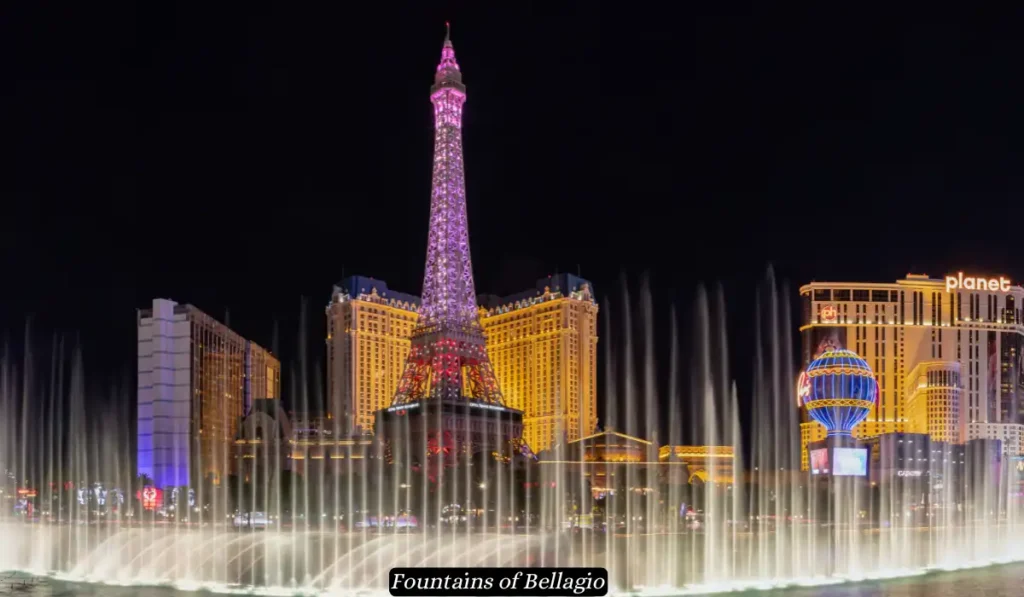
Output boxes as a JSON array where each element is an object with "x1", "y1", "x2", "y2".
[{"x1": 1, "y1": 273, "x2": 1023, "y2": 595}]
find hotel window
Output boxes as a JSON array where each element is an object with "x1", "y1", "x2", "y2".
[
  {"x1": 834, "y1": 289, "x2": 851, "y2": 302},
  {"x1": 853, "y1": 289, "x2": 870, "y2": 302},
  {"x1": 872, "y1": 290, "x2": 888, "y2": 302}
]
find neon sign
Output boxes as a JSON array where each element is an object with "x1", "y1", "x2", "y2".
[
  {"x1": 896, "y1": 470, "x2": 923, "y2": 477},
  {"x1": 945, "y1": 272, "x2": 1011, "y2": 293},
  {"x1": 819, "y1": 304, "x2": 838, "y2": 324},
  {"x1": 387, "y1": 402, "x2": 420, "y2": 412},
  {"x1": 469, "y1": 402, "x2": 507, "y2": 411},
  {"x1": 136, "y1": 486, "x2": 163, "y2": 511},
  {"x1": 796, "y1": 371, "x2": 811, "y2": 407}
]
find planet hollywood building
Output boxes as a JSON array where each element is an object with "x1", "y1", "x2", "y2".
[{"x1": 799, "y1": 273, "x2": 1024, "y2": 470}]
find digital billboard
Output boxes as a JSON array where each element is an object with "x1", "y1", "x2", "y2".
[
  {"x1": 833, "y1": 447, "x2": 868, "y2": 477},
  {"x1": 810, "y1": 448, "x2": 829, "y2": 475}
]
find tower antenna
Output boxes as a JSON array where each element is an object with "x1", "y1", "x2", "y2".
[{"x1": 445, "y1": 21, "x2": 451, "y2": 42}]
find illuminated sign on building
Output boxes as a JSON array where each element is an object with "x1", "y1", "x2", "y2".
[
  {"x1": 833, "y1": 447, "x2": 868, "y2": 477},
  {"x1": 796, "y1": 372, "x2": 811, "y2": 407},
  {"x1": 896, "y1": 470, "x2": 923, "y2": 477},
  {"x1": 136, "y1": 486, "x2": 163, "y2": 511},
  {"x1": 468, "y1": 402, "x2": 508, "y2": 412},
  {"x1": 945, "y1": 272, "x2": 1011, "y2": 293},
  {"x1": 819, "y1": 304, "x2": 838, "y2": 324},
  {"x1": 386, "y1": 402, "x2": 420, "y2": 413},
  {"x1": 809, "y1": 448, "x2": 829, "y2": 475},
  {"x1": 16, "y1": 488, "x2": 36, "y2": 498}
]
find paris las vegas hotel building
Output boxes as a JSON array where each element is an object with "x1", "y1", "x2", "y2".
[
  {"x1": 325, "y1": 274, "x2": 599, "y2": 454},
  {"x1": 800, "y1": 272, "x2": 1024, "y2": 469}
]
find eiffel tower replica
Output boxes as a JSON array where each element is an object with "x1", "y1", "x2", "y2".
[{"x1": 375, "y1": 25, "x2": 528, "y2": 476}]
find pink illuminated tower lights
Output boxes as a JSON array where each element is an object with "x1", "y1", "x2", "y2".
[
  {"x1": 419, "y1": 21, "x2": 476, "y2": 328},
  {"x1": 391, "y1": 24, "x2": 506, "y2": 406}
]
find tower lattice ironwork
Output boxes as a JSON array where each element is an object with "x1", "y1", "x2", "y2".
[{"x1": 391, "y1": 25, "x2": 505, "y2": 407}]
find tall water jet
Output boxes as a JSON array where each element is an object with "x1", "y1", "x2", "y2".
[{"x1": 2, "y1": 268, "x2": 1024, "y2": 593}]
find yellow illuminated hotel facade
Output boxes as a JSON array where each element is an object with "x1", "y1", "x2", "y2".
[
  {"x1": 799, "y1": 273, "x2": 1024, "y2": 469},
  {"x1": 326, "y1": 274, "x2": 599, "y2": 453},
  {"x1": 325, "y1": 278, "x2": 420, "y2": 435}
]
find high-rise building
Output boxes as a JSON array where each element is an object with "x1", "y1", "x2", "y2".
[
  {"x1": 478, "y1": 274, "x2": 599, "y2": 452},
  {"x1": 903, "y1": 360, "x2": 962, "y2": 442},
  {"x1": 798, "y1": 273, "x2": 1024, "y2": 469},
  {"x1": 374, "y1": 26, "x2": 525, "y2": 470},
  {"x1": 326, "y1": 277, "x2": 419, "y2": 434},
  {"x1": 326, "y1": 274, "x2": 599, "y2": 452},
  {"x1": 137, "y1": 298, "x2": 281, "y2": 488}
]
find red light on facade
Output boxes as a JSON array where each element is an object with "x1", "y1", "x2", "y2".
[
  {"x1": 136, "y1": 486, "x2": 163, "y2": 511},
  {"x1": 797, "y1": 371, "x2": 811, "y2": 407}
]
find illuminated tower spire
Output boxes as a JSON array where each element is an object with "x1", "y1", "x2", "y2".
[
  {"x1": 420, "y1": 22, "x2": 473, "y2": 327},
  {"x1": 378, "y1": 28, "x2": 528, "y2": 474},
  {"x1": 391, "y1": 26, "x2": 504, "y2": 405}
]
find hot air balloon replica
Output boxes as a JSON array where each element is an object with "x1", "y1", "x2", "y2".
[
  {"x1": 801, "y1": 341, "x2": 877, "y2": 437},
  {"x1": 800, "y1": 341, "x2": 877, "y2": 478}
]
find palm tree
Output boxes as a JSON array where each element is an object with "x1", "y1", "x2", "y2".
[{"x1": 135, "y1": 474, "x2": 154, "y2": 491}]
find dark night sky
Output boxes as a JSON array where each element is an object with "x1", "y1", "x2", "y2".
[{"x1": 4, "y1": 4, "x2": 1024, "y2": 433}]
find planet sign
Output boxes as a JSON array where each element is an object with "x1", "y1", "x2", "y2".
[{"x1": 945, "y1": 272, "x2": 1011, "y2": 293}]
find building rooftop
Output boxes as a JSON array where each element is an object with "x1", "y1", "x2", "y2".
[
  {"x1": 478, "y1": 273, "x2": 595, "y2": 310},
  {"x1": 138, "y1": 298, "x2": 276, "y2": 357},
  {"x1": 334, "y1": 276, "x2": 421, "y2": 307},
  {"x1": 332, "y1": 274, "x2": 595, "y2": 313}
]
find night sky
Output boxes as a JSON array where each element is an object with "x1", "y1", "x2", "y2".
[{"x1": 4, "y1": 4, "x2": 1024, "y2": 435}]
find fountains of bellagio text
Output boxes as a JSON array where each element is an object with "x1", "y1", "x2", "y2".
[{"x1": 1, "y1": 272, "x2": 1023, "y2": 595}]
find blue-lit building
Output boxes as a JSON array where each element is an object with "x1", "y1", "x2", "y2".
[{"x1": 137, "y1": 299, "x2": 281, "y2": 489}]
